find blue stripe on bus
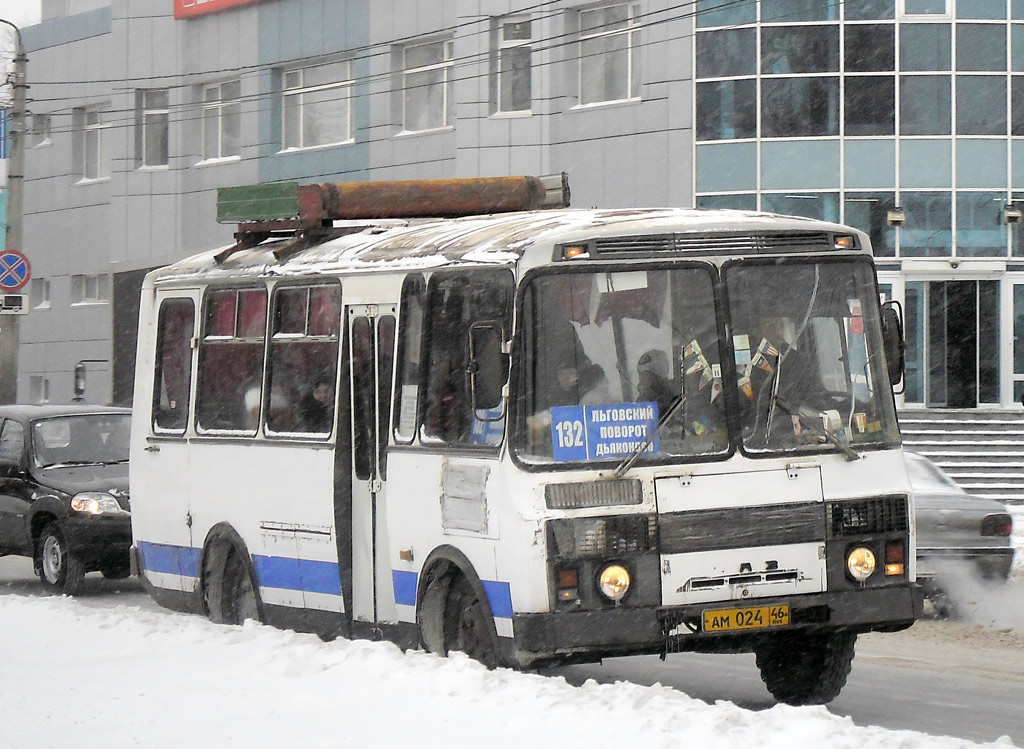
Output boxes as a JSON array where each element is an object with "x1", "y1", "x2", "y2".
[
  {"x1": 252, "y1": 555, "x2": 342, "y2": 596},
  {"x1": 391, "y1": 570, "x2": 513, "y2": 619},
  {"x1": 137, "y1": 540, "x2": 201, "y2": 578}
]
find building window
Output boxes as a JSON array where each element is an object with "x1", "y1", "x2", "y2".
[
  {"x1": 495, "y1": 16, "x2": 532, "y2": 113},
  {"x1": 845, "y1": 76, "x2": 895, "y2": 136},
  {"x1": 31, "y1": 278, "x2": 50, "y2": 309},
  {"x1": 402, "y1": 39, "x2": 453, "y2": 132},
  {"x1": 71, "y1": 274, "x2": 111, "y2": 304},
  {"x1": 696, "y1": 79, "x2": 756, "y2": 140},
  {"x1": 578, "y1": 3, "x2": 641, "y2": 106},
  {"x1": 762, "y1": 77, "x2": 839, "y2": 137},
  {"x1": 136, "y1": 89, "x2": 169, "y2": 167},
  {"x1": 28, "y1": 377, "x2": 49, "y2": 404},
  {"x1": 696, "y1": 28, "x2": 756, "y2": 79},
  {"x1": 761, "y1": 25, "x2": 839, "y2": 75},
  {"x1": 76, "y1": 107, "x2": 110, "y2": 180},
  {"x1": 900, "y1": 0, "x2": 950, "y2": 18},
  {"x1": 900, "y1": 23, "x2": 950, "y2": 72},
  {"x1": 900, "y1": 75, "x2": 951, "y2": 135},
  {"x1": 282, "y1": 60, "x2": 353, "y2": 150},
  {"x1": 202, "y1": 80, "x2": 241, "y2": 160},
  {"x1": 30, "y1": 113, "x2": 50, "y2": 147},
  {"x1": 957, "y1": 75, "x2": 1006, "y2": 135}
]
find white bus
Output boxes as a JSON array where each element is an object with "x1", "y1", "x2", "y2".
[{"x1": 130, "y1": 174, "x2": 922, "y2": 706}]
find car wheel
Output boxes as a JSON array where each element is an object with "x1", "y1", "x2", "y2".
[
  {"x1": 36, "y1": 522, "x2": 85, "y2": 596},
  {"x1": 754, "y1": 630, "x2": 856, "y2": 706},
  {"x1": 100, "y1": 563, "x2": 131, "y2": 580}
]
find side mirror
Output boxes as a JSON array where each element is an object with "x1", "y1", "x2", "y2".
[
  {"x1": 468, "y1": 321, "x2": 509, "y2": 413},
  {"x1": 880, "y1": 301, "x2": 905, "y2": 389}
]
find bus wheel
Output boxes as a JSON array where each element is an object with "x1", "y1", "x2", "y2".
[
  {"x1": 443, "y1": 575, "x2": 500, "y2": 669},
  {"x1": 37, "y1": 522, "x2": 85, "y2": 596},
  {"x1": 203, "y1": 541, "x2": 260, "y2": 626},
  {"x1": 754, "y1": 630, "x2": 856, "y2": 706}
]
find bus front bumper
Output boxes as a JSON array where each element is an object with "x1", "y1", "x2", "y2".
[{"x1": 512, "y1": 584, "x2": 924, "y2": 661}]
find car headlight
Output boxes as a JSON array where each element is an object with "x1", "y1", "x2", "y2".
[
  {"x1": 71, "y1": 492, "x2": 128, "y2": 516},
  {"x1": 846, "y1": 546, "x2": 876, "y2": 582},
  {"x1": 598, "y1": 564, "x2": 631, "y2": 601}
]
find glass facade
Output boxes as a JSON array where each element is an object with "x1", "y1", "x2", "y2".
[
  {"x1": 693, "y1": 2, "x2": 1024, "y2": 260},
  {"x1": 693, "y1": 1, "x2": 1024, "y2": 406}
]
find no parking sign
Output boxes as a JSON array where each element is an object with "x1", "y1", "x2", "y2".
[{"x1": 0, "y1": 250, "x2": 30, "y2": 292}]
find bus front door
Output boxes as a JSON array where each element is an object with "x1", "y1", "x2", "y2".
[{"x1": 347, "y1": 306, "x2": 397, "y2": 629}]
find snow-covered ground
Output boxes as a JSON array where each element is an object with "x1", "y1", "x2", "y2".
[{"x1": 0, "y1": 509, "x2": 1018, "y2": 749}]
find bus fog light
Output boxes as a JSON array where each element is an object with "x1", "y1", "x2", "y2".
[
  {"x1": 598, "y1": 564, "x2": 630, "y2": 601},
  {"x1": 847, "y1": 546, "x2": 876, "y2": 582}
]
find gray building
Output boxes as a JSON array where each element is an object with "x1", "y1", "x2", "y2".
[{"x1": 12, "y1": 1, "x2": 1024, "y2": 423}]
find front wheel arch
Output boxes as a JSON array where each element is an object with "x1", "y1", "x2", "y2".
[{"x1": 415, "y1": 545, "x2": 504, "y2": 667}]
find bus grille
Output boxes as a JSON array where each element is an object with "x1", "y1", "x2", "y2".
[
  {"x1": 547, "y1": 514, "x2": 658, "y2": 559},
  {"x1": 592, "y1": 231, "x2": 834, "y2": 258},
  {"x1": 827, "y1": 496, "x2": 908, "y2": 538}
]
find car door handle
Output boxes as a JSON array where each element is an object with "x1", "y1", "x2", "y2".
[{"x1": 144, "y1": 445, "x2": 160, "y2": 453}]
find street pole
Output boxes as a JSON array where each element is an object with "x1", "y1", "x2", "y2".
[{"x1": 0, "y1": 19, "x2": 25, "y2": 404}]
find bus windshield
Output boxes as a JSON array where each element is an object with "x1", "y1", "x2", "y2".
[
  {"x1": 724, "y1": 258, "x2": 899, "y2": 455},
  {"x1": 516, "y1": 266, "x2": 730, "y2": 466}
]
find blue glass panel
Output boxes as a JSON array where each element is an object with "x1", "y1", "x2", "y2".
[
  {"x1": 696, "y1": 142, "x2": 757, "y2": 191},
  {"x1": 761, "y1": 140, "x2": 840, "y2": 188},
  {"x1": 762, "y1": 192, "x2": 840, "y2": 221},
  {"x1": 957, "y1": 0, "x2": 1006, "y2": 19},
  {"x1": 844, "y1": 192, "x2": 897, "y2": 255},
  {"x1": 906, "y1": 0, "x2": 948, "y2": 12},
  {"x1": 697, "y1": 0, "x2": 756, "y2": 28},
  {"x1": 762, "y1": 0, "x2": 839, "y2": 22},
  {"x1": 899, "y1": 192, "x2": 952, "y2": 256},
  {"x1": 697, "y1": 80, "x2": 757, "y2": 140},
  {"x1": 956, "y1": 25, "x2": 1007, "y2": 70},
  {"x1": 762, "y1": 77, "x2": 840, "y2": 136},
  {"x1": 845, "y1": 139, "x2": 896, "y2": 187},
  {"x1": 846, "y1": 76, "x2": 895, "y2": 135},
  {"x1": 697, "y1": 28, "x2": 756, "y2": 78},
  {"x1": 696, "y1": 193, "x2": 758, "y2": 210},
  {"x1": 846, "y1": 25, "x2": 895, "y2": 71},
  {"x1": 956, "y1": 191, "x2": 1008, "y2": 256},
  {"x1": 845, "y1": 0, "x2": 896, "y2": 20},
  {"x1": 901, "y1": 75, "x2": 951, "y2": 135},
  {"x1": 956, "y1": 139, "x2": 1008, "y2": 187},
  {"x1": 1014, "y1": 26, "x2": 1024, "y2": 71},
  {"x1": 901, "y1": 24, "x2": 951, "y2": 71},
  {"x1": 1015, "y1": 0, "x2": 1024, "y2": 19},
  {"x1": 1013, "y1": 140, "x2": 1024, "y2": 188},
  {"x1": 900, "y1": 139, "x2": 953, "y2": 187},
  {"x1": 762, "y1": 26, "x2": 839, "y2": 73},
  {"x1": 956, "y1": 75, "x2": 1006, "y2": 135}
]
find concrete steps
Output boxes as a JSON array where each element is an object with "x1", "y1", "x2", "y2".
[{"x1": 899, "y1": 408, "x2": 1024, "y2": 505}]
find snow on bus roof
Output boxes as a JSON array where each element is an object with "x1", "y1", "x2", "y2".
[{"x1": 148, "y1": 208, "x2": 861, "y2": 285}]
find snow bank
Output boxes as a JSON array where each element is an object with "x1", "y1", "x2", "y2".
[{"x1": 0, "y1": 595, "x2": 1008, "y2": 749}]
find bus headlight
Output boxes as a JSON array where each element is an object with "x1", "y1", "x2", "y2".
[
  {"x1": 598, "y1": 564, "x2": 630, "y2": 601},
  {"x1": 846, "y1": 546, "x2": 876, "y2": 582}
]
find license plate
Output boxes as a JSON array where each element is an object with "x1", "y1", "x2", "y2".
[{"x1": 702, "y1": 604, "x2": 790, "y2": 632}]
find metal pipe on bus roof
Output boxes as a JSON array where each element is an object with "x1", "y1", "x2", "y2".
[{"x1": 307, "y1": 173, "x2": 570, "y2": 221}]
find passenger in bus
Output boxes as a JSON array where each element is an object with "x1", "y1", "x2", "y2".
[
  {"x1": 636, "y1": 349, "x2": 676, "y2": 415},
  {"x1": 299, "y1": 377, "x2": 335, "y2": 432}
]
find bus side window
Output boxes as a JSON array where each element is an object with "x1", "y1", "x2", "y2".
[
  {"x1": 421, "y1": 269, "x2": 513, "y2": 447},
  {"x1": 377, "y1": 315, "x2": 396, "y2": 475},
  {"x1": 152, "y1": 298, "x2": 195, "y2": 433},
  {"x1": 267, "y1": 284, "x2": 341, "y2": 436},
  {"x1": 393, "y1": 275, "x2": 425, "y2": 444},
  {"x1": 196, "y1": 287, "x2": 268, "y2": 433}
]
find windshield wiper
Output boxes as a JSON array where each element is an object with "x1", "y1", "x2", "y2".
[
  {"x1": 612, "y1": 394, "x2": 686, "y2": 479},
  {"x1": 772, "y1": 396, "x2": 861, "y2": 462}
]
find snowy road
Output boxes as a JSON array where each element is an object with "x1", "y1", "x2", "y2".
[{"x1": 1, "y1": 554, "x2": 1022, "y2": 748}]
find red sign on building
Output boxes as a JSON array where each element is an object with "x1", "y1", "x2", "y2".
[{"x1": 174, "y1": 0, "x2": 264, "y2": 19}]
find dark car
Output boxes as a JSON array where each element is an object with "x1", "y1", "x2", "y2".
[
  {"x1": 905, "y1": 451, "x2": 1015, "y2": 614},
  {"x1": 0, "y1": 405, "x2": 132, "y2": 594}
]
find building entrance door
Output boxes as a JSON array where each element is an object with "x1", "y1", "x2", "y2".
[{"x1": 904, "y1": 280, "x2": 999, "y2": 407}]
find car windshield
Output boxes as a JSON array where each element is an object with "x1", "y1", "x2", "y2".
[
  {"x1": 515, "y1": 266, "x2": 730, "y2": 467},
  {"x1": 31, "y1": 413, "x2": 131, "y2": 468},
  {"x1": 904, "y1": 453, "x2": 964, "y2": 494},
  {"x1": 724, "y1": 258, "x2": 900, "y2": 456}
]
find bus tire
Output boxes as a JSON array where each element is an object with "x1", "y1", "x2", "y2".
[
  {"x1": 754, "y1": 630, "x2": 856, "y2": 706},
  {"x1": 36, "y1": 522, "x2": 85, "y2": 596},
  {"x1": 203, "y1": 539, "x2": 261, "y2": 626},
  {"x1": 443, "y1": 575, "x2": 500, "y2": 669}
]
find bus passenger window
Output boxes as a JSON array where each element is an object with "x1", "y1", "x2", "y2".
[
  {"x1": 351, "y1": 316, "x2": 375, "y2": 479},
  {"x1": 152, "y1": 298, "x2": 195, "y2": 433},
  {"x1": 421, "y1": 270, "x2": 513, "y2": 447},
  {"x1": 267, "y1": 284, "x2": 341, "y2": 436},
  {"x1": 393, "y1": 276, "x2": 425, "y2": 444},
  {"x1": 196, "y1": 287, "x2": 268, "y2": 433},
  {"x1": 377, "y1": 315, "x2": 396, "y2": 474}
]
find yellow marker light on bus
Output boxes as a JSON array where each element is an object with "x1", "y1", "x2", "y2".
[
  {"x1": 598, "y1": 564, "x2": 630, "y2": 601},
  {"x1": 834, "y1": 235, "x2": 856, "y2": 250},
  {"x1": 846, "y1": 546, "x2": 876, "y2": 582},
  {"x1": 561, "y1": 245, "x2": 589, "y2": 260}
]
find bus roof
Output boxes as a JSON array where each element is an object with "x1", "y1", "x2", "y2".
[{"x1": 147, "y1": 207, "x2": 871, "y2": 286}]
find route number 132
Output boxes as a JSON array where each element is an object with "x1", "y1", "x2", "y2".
[{"x1": 555, "y1": 419, "x2": 585, "y2": 448}]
